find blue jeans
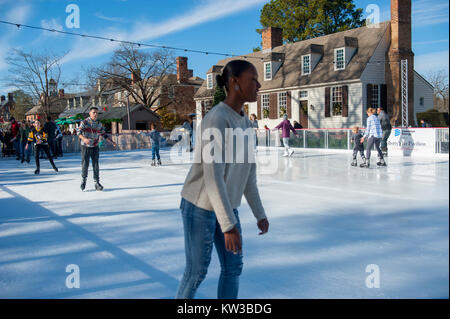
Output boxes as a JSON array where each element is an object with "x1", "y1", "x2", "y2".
[
  {"x1": 152, "y1": 144, "x2": 160, "y2": 160},
  {"x1": 13, "y1": 139, "x2": 21, "y2": 157},
  {"x1": 20, "y1": 141, "x2": 32, "y2": 160},
  {"x1": 176, "y1": 199, "x2": 243, "y2": 299}
]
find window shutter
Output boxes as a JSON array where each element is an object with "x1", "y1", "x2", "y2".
[
  {"x1": 287, "y1": 91, "x2": 292, "y2": 118},
  {"x1": 342, "y1": 85, "x2": 349, "y2": 117},
  {"x1": 325, "y1": 87, "x2": 330, "y2": 117},
  {"x1": 380, "y1": 84, "x2": 387, "y2": 112},
  {"x1": 257, "y1": 94, "x2": 262, "y2": 120},
  {"x1": 366, "y1": 84, "x2": 373, "y2": 109},
  {"x1": 269, "y1": 93, "x2": 277, "y2": 119}
]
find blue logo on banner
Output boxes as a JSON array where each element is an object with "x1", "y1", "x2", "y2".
[{"x1": 394, "y1": 129, "x2": 401, "y2": 136}]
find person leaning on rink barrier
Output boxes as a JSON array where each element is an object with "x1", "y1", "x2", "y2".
[{"x1": 176, "y1": 59, "x2": 269, "y2": 299}]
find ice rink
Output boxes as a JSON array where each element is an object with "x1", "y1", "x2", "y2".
[{"x1": 0, "y1": 147, "x2": 448, "y2": 298}]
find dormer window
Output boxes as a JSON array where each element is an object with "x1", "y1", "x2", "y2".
[
  {"x1": 334, "y1": 48, "x2": 345, "y2": 70},
  {"x1": 264, "y1": 62, "x2": 272, "y2": 81},
  {"x1": 302, "y1": 55, "x2": 311, "y2": 75},
  {"x1": 207, "y1": 74, "x2": 213, "y2": 89}
]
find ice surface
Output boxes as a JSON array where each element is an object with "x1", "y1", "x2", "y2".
[{"x1": 0, "y1": 148, "x2": 448, "y2": 298}]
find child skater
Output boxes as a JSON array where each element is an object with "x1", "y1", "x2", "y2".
[
  {"x1": 141, "y1": 123, "x2": 161, "y2": 166},
  {"x1": 351, "y1": 126, "x2": 365, "y2": 167},
  {"x1": 25, "y1": 120, "x2": 58, "y2": 175}
]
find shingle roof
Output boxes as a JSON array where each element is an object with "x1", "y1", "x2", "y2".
[
  {"x1": 195, "y1": 22, "x2": 390, "y2": 99},
  {"x1": 98, "y1": 104, "x2": 160, "y2": 120}
]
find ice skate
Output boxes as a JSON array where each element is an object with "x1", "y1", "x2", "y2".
[
  {"x1": 80, "y1": 179, "x2": 86, "y2": 191},
  {"x1": 282, "y1": 151, "x2": 289, "y2": 157},
  {"x1": 95, "y1": 182, "x2": 104, "y2": 191},
  {"x1": 34, "y1": 168, "x2": 40, "y2": 175},
  {"x1": 377, "y1": 158, "x2": 387, "y2": 167},
  {"x1": 151, "y1": 159, "x2": 156, "y2": 166},
  {"x1": 360, "y1": 159, "x2": 370, "y2": 168},
  {"x1": 351, "y1": 158, "x2": 357, "y2": 166},
  {"x1": 157, "y1": 159, "x2": 162, "y2": 166},
  {"x1": 288, "y1": 149, "x2": 294, "y2": 157}
]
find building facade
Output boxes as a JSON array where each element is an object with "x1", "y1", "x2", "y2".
[{"x1": 194, "y1": 0, "x2": 433, "y2": 129}]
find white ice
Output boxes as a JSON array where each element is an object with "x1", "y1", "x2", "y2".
[{"x1": 0, "y1": 147, "x2": 448, "y2": 298}]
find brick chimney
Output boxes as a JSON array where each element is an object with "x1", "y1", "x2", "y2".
[
  {"x1": 131, "y1": 71, "x2": 141, "y2": 85},
  {"x1": 7, "y1": 93, "x2": 14, "y2": 102},
  {"x1": 262, "y1": 27, "x2": 283, "y2": 52},
  {"x1": 385, "y1": 0, "x2": 414, "y2": 126},
  {"x1": 1, "y1": 95, "x2": 5, "y2": 102},
  {"x1": 177, "y1": 57, "x2": 192, "y2": 83}
]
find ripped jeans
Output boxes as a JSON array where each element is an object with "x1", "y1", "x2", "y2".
[{"x1": 175, "y1": 198, "x2": 243, "y2": 299}]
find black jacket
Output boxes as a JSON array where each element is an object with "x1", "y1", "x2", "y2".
[
  {"x1": 352, "y1": 132, "x2": 364, "y2": 150},
  {"x1": 378, "y1": 111, "x2": 392, "y2": 131},
  {"x1": 43, "y1": 121, "x2": 57, "y2": 140}
]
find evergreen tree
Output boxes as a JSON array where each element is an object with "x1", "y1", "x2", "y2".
[
  {"x1": 257, "y1": 0, "x2": 365, "y2": 43},
  {"x1": 213, "y1": 85, "x2": 226, "y2": 106}
]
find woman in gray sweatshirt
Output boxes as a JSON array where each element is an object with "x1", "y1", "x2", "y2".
[{"x1": 176, "y1": 60, "x2": 269, "y2": 299}]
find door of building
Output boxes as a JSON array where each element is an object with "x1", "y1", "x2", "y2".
[{"x1": 300, "y1": 100, "x2": 308, "y2": 128}]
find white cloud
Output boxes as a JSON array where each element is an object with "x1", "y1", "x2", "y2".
[
  {"x1": 414, "y1": 39, "x2": 449, "y2": 45},
  {"x1": 414, "y1": 50, "x2": 449, "y2": 75},
  {"x1": 61, "y1": 0, "x2": 267, "y2": 65},
  {"x1": 40, "y1": 18, "x2": 64, "y2": 32},
  {"x1": 412, "y1": 0, "x2": 449, "y2": 27},
  {"x1": 0, "y1": 4, "x2": 32, "y2": 71},
  {"x1": 5, "y1": 4, "x2": 31, "y2": 23},
  {"x1": 94, "y1": 12, "x2": 127, "y2": 23}
]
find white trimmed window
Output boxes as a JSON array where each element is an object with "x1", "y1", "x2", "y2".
[
  {"x1": 334, "y1": 48, "x2": 345, "y2": 70},
  {"x1": 331, "y1": 86, "x2": 343, "y2": 116},
  {"x1": 262, "y1": 94, "x2": 270, "y2": 118},
  {"x1": 278, "y1": 92, "x2": 287, "y2": 118},
  {"x1": 206, "y1": 74, "x2": 213, "y2": 89},
  {"x1": 302, "y1": 55, "x2": 311, "y2": 75},
  {"x1": 299, "y1": 91, "x2": 308, "y2": 98},
  {"x1": 371, "y1": 84, "x2": 379, "y2": 108},
  {"x1": 264, "y1": 62, "x2": 272, "y2": 81}
]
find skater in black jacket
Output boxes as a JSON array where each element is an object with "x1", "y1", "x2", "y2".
[
  {"x1": 351, "y1": 126, "x2": 365, "y2": 167},
  {"x1": 25, "y1": 120, "x2": 58, "y2": 175}
]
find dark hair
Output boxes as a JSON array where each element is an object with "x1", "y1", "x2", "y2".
[
  {"x1": 47, "y1": 116, "x2": 52, "y2": 121},
  {"x1": 90, "y1": 106, "x2": 99, "y2": 111},
  {"x1": 216, "y1": 60, "x2": 255, "y2": 91}
]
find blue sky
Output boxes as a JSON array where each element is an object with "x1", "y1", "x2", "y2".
[{"x1": 0, "y1": 0, "x2": 448, "y2": 95}]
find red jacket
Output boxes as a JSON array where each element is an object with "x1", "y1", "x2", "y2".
[{"x1": 11, "y1": 122, "x2": 19, "y2": 138}]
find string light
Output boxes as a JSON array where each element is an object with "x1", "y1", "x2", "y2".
[{"x1": 0, "y1": 19, "x2": 406, "y2": 65}]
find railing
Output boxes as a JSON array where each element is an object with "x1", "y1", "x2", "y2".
[
  {"x1": 20, "y1": 127, "x2": 447, "y2": 155},
  {"x1": 256, "y1": 129, "x2": 362, "y2": 150},
  {"x1": 60, "y1": 132, "x2": 175, "y2": 153},
  {"x1": 436, "y1": 128, "x2": 449, "y2": 154}
]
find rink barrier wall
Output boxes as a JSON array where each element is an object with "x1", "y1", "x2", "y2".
[
  {"x1": 11, "y1": 128, "x2": 446, "y2": 157},
  {"x1": 258, "y1": 127, "x2": 449, "y2": 157}
]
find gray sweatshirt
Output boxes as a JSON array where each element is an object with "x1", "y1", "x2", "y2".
[{"x1": 180, "y1": 102, "x2": 267, "y2": 232}]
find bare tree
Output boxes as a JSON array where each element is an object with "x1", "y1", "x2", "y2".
[
  {"x1": 6, "y1": 49, "x2": 67, "y2": 118},
  {"x1": 89, "y1": 44, "x2": 177, "y2": 111},
  {"x1": 425, "y1": 69, "x2": 449, "y2": 113}
]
